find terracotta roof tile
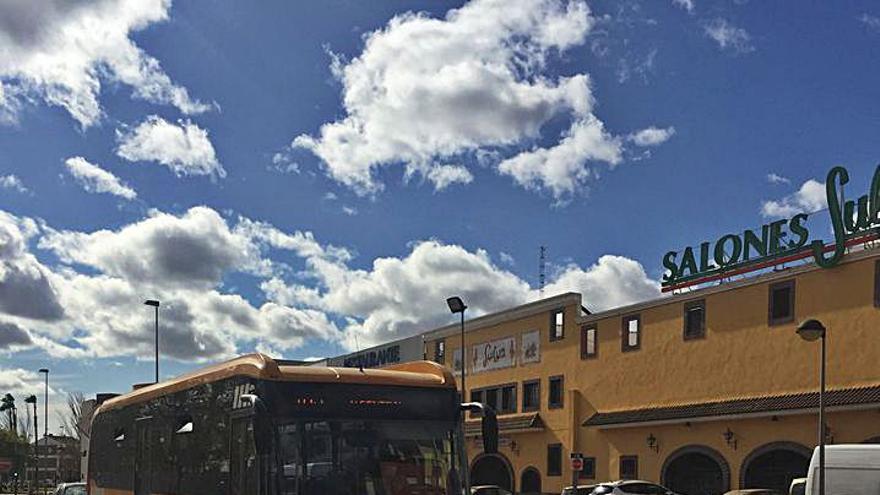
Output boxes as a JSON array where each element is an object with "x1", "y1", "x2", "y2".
[{"x1": 583, "y1": 384, "x2": 880, "y2": 427}]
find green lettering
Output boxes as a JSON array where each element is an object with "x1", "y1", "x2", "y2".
[
  {"x1": 743, "y1": 225, "x2": 768, "y2": 260},
  {"x1": 871, "y1": 165, "x2": 880, "y2": 223},
  {"x1": 788, "y1": 213, "x2": 810, "y2": 249},
  {"x1": 844, "y1": 195, "x2": 871, "y2": 233},
  {"x1": 680, "y1": 247, "x2": 698, "y2": 278},
  {"x1": 768, "y1": 219, "x2": 789, "y2": 253},
  {"x1": 813, "y1": 166, "x2": 848, "y2": 268},
  {"x1": 713, "y1": 234, "x2": 742, "y2": 267},
  {"x1": 699, "y1": 241, "x2": 715, "y2": 272},
  {"x1": 662, "y1": 251, "x2": 679, "y2": 284}
]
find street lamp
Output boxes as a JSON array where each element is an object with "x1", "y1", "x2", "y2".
[
  {"x1": 144, "y1": 300, "x2": 160, "y2": 383},
  {"x1": 446, "y1": 296, "x2": 467, "y2": 400},
  {"x1": 24, "y1": 395, "x2": 37, "y2": 495},
  {"x1": 37, "y1": 370, "x2": 47, "y2": 440},
  {"x1": 797, "y1": 318, "x2": 827, "y2": 495}
]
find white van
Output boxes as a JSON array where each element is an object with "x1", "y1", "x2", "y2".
[{"x1": 804, "y1": 444, "x2": 880, "y2": 494}]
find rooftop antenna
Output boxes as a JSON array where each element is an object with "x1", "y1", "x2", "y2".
[{"x1": 539, "y1": 245, "x2": 546, "y2": 299}]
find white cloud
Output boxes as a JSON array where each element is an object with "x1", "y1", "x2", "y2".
[
  {"x1": 766, "y1": 173, "x2": 790, "y2": 185},
  {"x1": 859, "y1": 13, "x2": 880, "y2": 32},
  {"x1": 342, "y1": 206, "x2": 358, "y2": 216},
  {"x1": 0, "y1": 174, "x2": 27, "y2": 193},
  {"x1": 0, "y1": 0, "x2": 210, "y2": 127},
  {"x1": 672, "y1": 0, "x2": 694, "y2": 13},
  {"x1": 64, "y1": 156, "x2": 137, "y2": 200},
  {"x1": 630, "y1": 126, "x2": 675, "y2": 147},
  {"x1": 761, "y1": 179, "x2": 827, "y2": 218},
  {"x1": 424, "y1": 165, "x2": 474, "y2": 191},
  {"x1": 497, "y1": 115, "x2": 622, "y2": 202},
  {"x1": 704, "y1": 18, "x2": 754, "y2": 53},
  {"x1": 293, "y1": 0, "x2": 649, "y2": 200},
  {"x1": 1, "y1": 205, "x2": 660, "y2": 362},
  {"x1": 116, "y1": 115, "x2": 225, "y2": 178},
  {"x1": 499, "y1": 252, "x2": 515, "y2": 266}
]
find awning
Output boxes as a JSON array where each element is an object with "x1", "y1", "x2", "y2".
[
  {"x1": 465, "y1": 412, "x2": 544, "y2": 436},
  {"x1": 583, "y1": 384, "x2": 880, "y2": 428}
]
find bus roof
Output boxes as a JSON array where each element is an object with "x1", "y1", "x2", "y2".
[{"x1": 96, "y1": 353, "x2": 455, "y2": 412}]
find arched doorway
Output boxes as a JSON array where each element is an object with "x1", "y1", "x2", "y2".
[
  {"x1": 471, "y1": 453, "x2": 514, "y2": 492},
  {"x1": 661, "y1": 445, "x2": 730, "y2": 495},
  {"x1": 520, "y1": 467, "x2": 541, "y2": 495},
  {"x1": 741, "y1": 442, "x2": 811, "y2": 492}
]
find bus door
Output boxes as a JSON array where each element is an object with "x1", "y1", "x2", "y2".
[
  {"x1": 134, "y1": 416, "x2": 156, "y2": 495},
  {"x1": 229, "y1": 413, "x2": 259, "y2": 495}
]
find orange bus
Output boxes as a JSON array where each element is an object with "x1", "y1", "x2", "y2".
[{"x1": 87, "y1": 354, "x2": 496, "y2": 495}]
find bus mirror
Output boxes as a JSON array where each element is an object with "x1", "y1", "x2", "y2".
[
  {"x1": 481, "y1": 407, "x2": 498, "y2": 454},
  {"x1": 460, "y1": 402, "x2": 499, "y2": 454}
]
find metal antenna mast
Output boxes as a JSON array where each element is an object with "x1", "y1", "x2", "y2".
[{"x1": 539, "y1": 246, "x2": 546, "y2": 298}]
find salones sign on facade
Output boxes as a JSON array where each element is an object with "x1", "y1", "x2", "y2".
[{"x1": 662, "y1": 165, "x2": 880, "y2": 292}]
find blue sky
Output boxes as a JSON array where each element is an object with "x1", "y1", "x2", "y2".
[{"x1": 2, "y1": 0, "x2": 880, "y2": 433}]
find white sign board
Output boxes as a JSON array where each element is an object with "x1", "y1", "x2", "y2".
[
  {"x1": 472, "y1": 337, "x2": 516, "y2": 373},
  {"x1": 521, "y1": 330, "x2": 540, "y2": 364}
]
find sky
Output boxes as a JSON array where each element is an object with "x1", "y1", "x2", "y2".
[{"x1": 2, "y1": 0, "x2": 880, "y2": 434}]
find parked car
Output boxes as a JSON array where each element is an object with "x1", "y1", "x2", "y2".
[
  {"x1": 788, "y1": 478, "x2": 806, "y2": 495},
  {"x1": 562, "y1": 484, "x2": 597, "y2": 495},
  {"x1": 722, "y1": 490, "x2": 783, "y2": 495},
  {"x1": 804, "y1": 444, "x2": 880, "y2": 494},
  {"x1": 471, "y1": 485, "x2": 512, "y2": 495},
  {"x1": 589, "y1": 480, "x2": 679, "y2": 494},
  {"x1": 54, "y1": 482, "x2": 86, "y2": 495}
]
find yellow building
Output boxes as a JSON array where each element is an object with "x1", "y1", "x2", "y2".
[{"x1": 422, "y1": 248, "x2": 880, "y2": 494}]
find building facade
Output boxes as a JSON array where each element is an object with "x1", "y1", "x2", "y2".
[
  {"x1": 27, "y1": 434, "x2": 79, "y2": 486},
  {"x1": 415, "y1": 248, "x2": 880, "y2": 494}
]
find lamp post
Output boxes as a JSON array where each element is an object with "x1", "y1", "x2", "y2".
[
  {"x1": 24, "y1": 395, "x2": 36, "y2": 495},
  {"x1": 37, "y1": 370, "x2": 47, "y2": 440},
  {"x1": 144, "y1": 300, "x2": 160, "y2": 383},
  {"x1": 797, "y1": 318, "x2": 826, "y2": 495},
  {"x1": 446, "y1": 297, "x2": 468, "y2": 400}
]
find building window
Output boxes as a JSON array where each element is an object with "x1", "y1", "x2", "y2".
[
  {"x1": 622, "y1": 315, "x2": 640, "y2": 352},
  {"x1": 769, "y1": 280, "x2": 795, "y2": 325},
  {"x1": 581, "y1": 325, "x2": 597, "y2": 359},
  {"x1": 874, "y1": 261, "x2": 880, "y2": 308},
  {"x1": 433, "y1": 340, "x2": 445, "y2": 363},
  {"x1": 579, "y1": 457, "x2": 596, "y2": 479},
  {"x1": 472, "y1": 384, "x2": 517, "y2": 414},
  {"x1": 522, "y1": 379, "x2": 540, "y2": 412},
  {"x1": 683, "y1": 300, "x2": 706, "y2": 340},
  {"x1": 548, "y1": 375, "x2": 564, "y2": 409},
  {"x1": 619, "y1": 455, "x2": 638, "y2": 480},
  {"x1": 547, "y1": 444, "x2": 562, "y2": 476},
  {"x1": 550, "y1": 309, "x2": 565, "y2": 341}
]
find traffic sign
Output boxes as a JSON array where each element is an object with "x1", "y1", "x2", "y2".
[
  {"x1": 570, "y1": 452, "x2": 583, "y2": 471},
  {"x1": 0, "y1": 458, "x2": 12, "y2": 473}
]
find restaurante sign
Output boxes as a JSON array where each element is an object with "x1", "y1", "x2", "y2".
[{"x1": 662, "y1": 165, "x2": 880, "y2": 292}]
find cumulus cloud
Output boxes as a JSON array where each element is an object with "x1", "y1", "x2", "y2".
[
  {"x1": 859, "y1": 13, "x2": 880, "y2": 32},
  {"x1": 672, "y1": 0, "x2": 694, "y2": 13},
  {"x1": 761, "y1": 179, "x2": 827, "y2": 218},
  {"x1": 1, "y1": 205, "x2": 660, "y2": 362},
  {"x1": 497, "y1": 116, "x2": 621, "y2": 201},
  {"x1": 39, "y1": 207, "x2": 260, "y2": 289},
  {"x1": 0, "y1": 174, "x2": 28, "y2": 193},
  {"x1": 116, "y1": 115, "x2": 225, "y2": 178},
  {"x1": 293, "y1": 0, "x2": 655, "y2": 200},
  {"x1": 0, "y1": 0, "x2": 210, "y2": 127},
  {"x1": 704, "y1": 19, "x2": 754, "y2": 53},
  {"x1": 64, "y1": 156, "x2": 137, "y2": 200},
  {"x1": 0, "y1": 211, "x2": 64, "y2": 321},
  {"x1": 0, "y1": 321, "x2": 33, "y2": 350},
  {"x1": 630, "y1": 126, "x2": 675, "y2": 147},
  {"x1": 541, "y1": 255, "x2": 660, "y2": 311}
]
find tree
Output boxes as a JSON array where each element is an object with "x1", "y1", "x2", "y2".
[{"x1": 58, "y1": 391, "x2": 88, "y2": 442}]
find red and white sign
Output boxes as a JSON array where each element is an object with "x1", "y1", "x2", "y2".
[
  {"x1": 570, "y1": 453, "x2": 583, "y2": 472},
  {"x1": 0, "y1": 458, "x2": 13, "y2": 473}
]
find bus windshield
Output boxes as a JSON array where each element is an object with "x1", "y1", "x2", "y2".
[{"x1": 276, "y1": 419, "x2": 461, "y2": 495}]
